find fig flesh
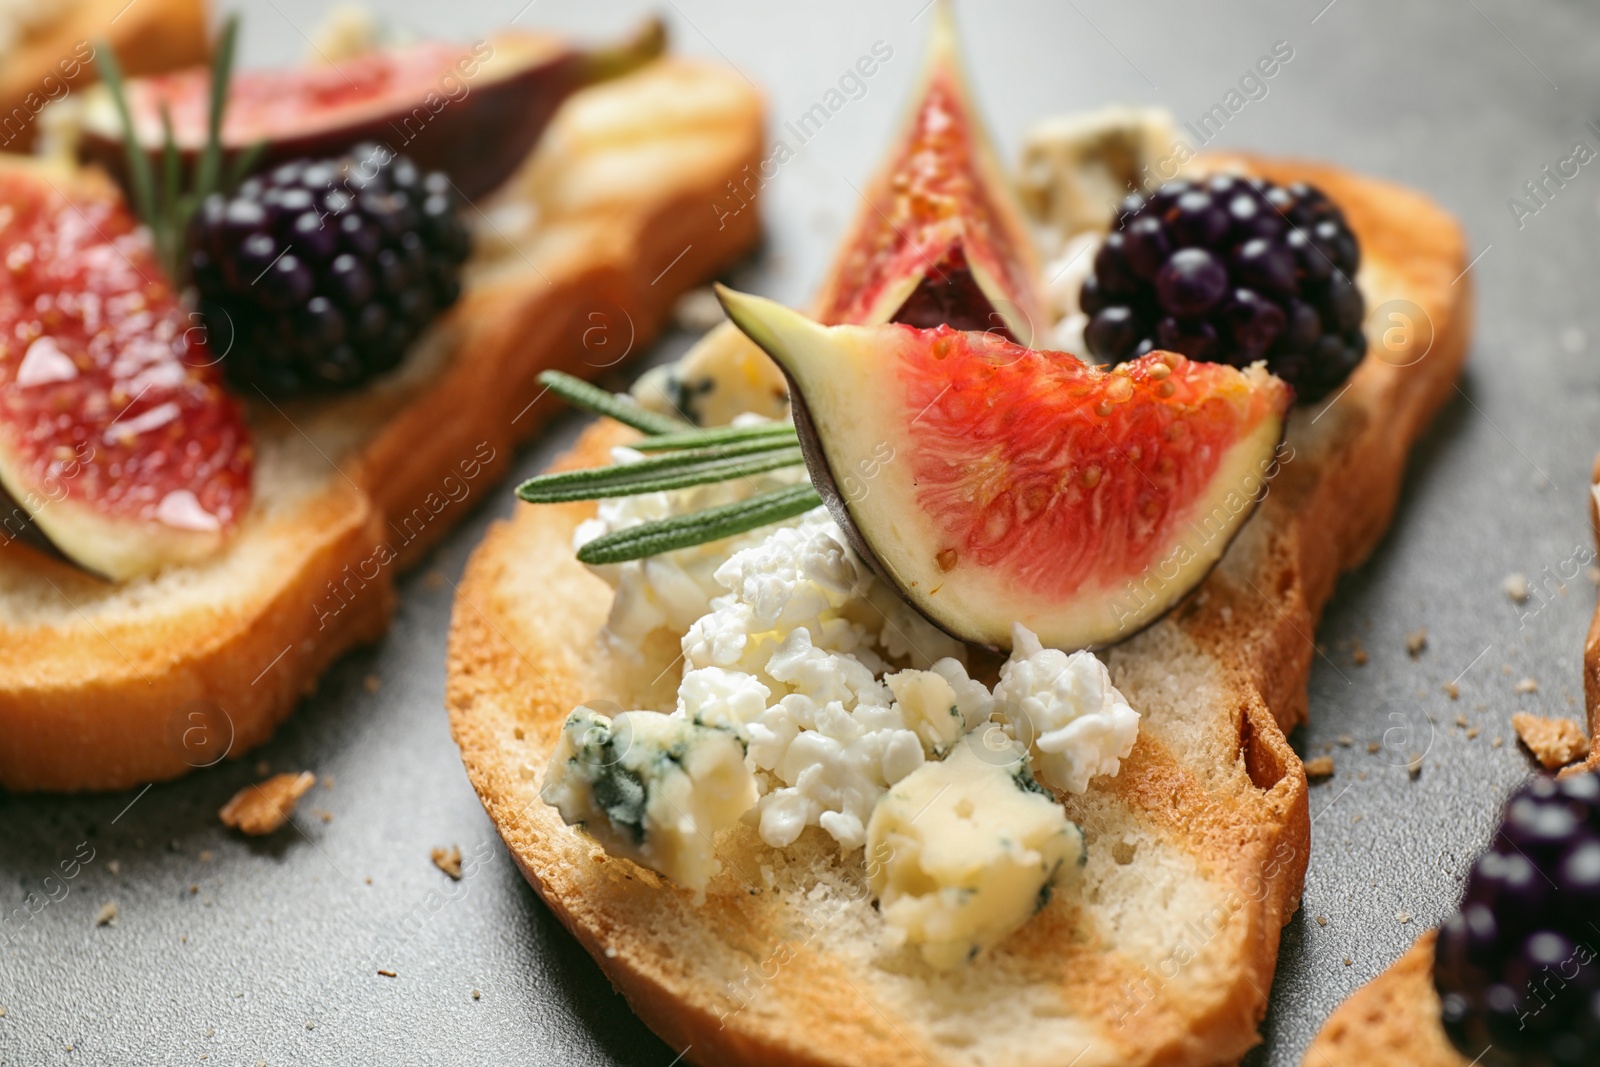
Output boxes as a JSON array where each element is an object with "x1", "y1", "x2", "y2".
[
  {"x1": 78, "y1": 19, "x2": 665, "y2": 201},
  {"x1": 0, "y1": 159, "x2": 252, "y2": 580},
  {"x1": 718, "y1": 287, "x2": 1291, "y2": 651},
  {"x1": 813, "y1": 4, "x2": 1047, "y2": 343}
]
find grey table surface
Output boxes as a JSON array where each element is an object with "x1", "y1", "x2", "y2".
[{"x1": 4, "y1": 0, "x2": 1599, "y2": 1063}]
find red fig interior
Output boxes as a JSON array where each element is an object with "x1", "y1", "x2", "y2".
[
  {"x1": 811, "y1": 6, "x2": 1047, "y2": 345},
  {"x1": 0, "y1": 159, "x2": 252, "y2": 580}
]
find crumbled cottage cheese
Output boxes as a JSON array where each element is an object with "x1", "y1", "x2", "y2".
[
  {"x1": 994, "y1": 623, "x2": 1142, "y2": 795},
  {"x1": 544, "y1": 430, "x2": 1142, "y2": 960}
]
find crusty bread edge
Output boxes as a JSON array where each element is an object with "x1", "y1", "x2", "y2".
[{"x1": 1300, "y1": 931, "x2": 1466, "y2": 1067}]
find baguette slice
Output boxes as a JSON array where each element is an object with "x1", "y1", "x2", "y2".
[
  {"x1": 0, "y1": 0, "x2": 207, "y2": 154},
  {"x1": 1305, "y1": 463, "x2": 1600, "y2": 1067},
  {"x1": 0, "y1": 58, "x2": 764, "y2": 792},
  {"x1": 446, "y1": 155, "x2": 1471, "y2": 1067}
]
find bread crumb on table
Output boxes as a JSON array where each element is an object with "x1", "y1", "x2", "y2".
[
  {"x1": 1514, "y1": 677, "x2": 1538, "y2": 694},
  {"x1": 1444, "y1": 681, "x2": 1460, "y2": 700},
  {"x1": 1367, "y1": 741, "x2": 1381, "y2": 754},
  {"x1": 1503, "y1": 572, "x2": 1530, "y2": 603},
  {"x1": 1315, "y1": 915, "x2": 1328, "y2": 927},
  {"x1": 1405, "y1": 629, "x2": 1427, "y2": 657},
  {"x1": 1351, "y1": 640, "x2": 1369, "y2": 666},
  {"x1": 1396, "y1": 911, "x2": 1413, "y2": 924},
  {"x1": 1512, "y1": 713, "x2": 1589, "y2": 769},
  {"x1": 94, "y1": 900, "x2": 118, "y2": 927},
  {"x1": 431, "y1": 846, "x2": 463, "y2": 880},
  {"x1": 219, "y1": 772, "x2": 316, "y2": 836},
  {"x1": 377, "y1": 969, "x2": 397, "y2": 978},
  {"x1": 1337, "y1": 734, "x2": 1353, "y2": 747},
  {"x1": 363, "y1": 675, "x2": 381, "y2": 694},
  {"x1": 1305, "y1": 756, "x2": 1335, "y2": 780}
]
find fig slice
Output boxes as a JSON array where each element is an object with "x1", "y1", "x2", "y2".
[
  {"x1": 0, "y1": 158, "x2": 252, "y2": 581},
  {"x1": 812, "y1": 3, "x2": 1047, "y2": 343},
  {"x1": 78, "y1": 18, "x2": 665, "y2": 201},
  {"x1": 718, "y1": 287, "x2": 1291, "y2": 651}
]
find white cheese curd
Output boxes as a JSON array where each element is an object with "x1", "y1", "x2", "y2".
[
  {"x1": 574, "y1": 434, "x2": 805, "y2": 674},
  {"x1": 866, "y1": 738, "x2": 1085, "y2": 970},
  {"x1": 679, "y1": 509, "x2": 989, "y2": 852},
  {"x1": 884, "y1": 660, "x2": 995, "y2": 758},
  {"x1": 992, "y1": 622, "x2": 1141, "y2": 795},
  {"x1": 540, "y1": 705, "x2": 757, "y2": 899}
]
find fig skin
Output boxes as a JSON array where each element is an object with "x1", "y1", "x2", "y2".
[{"x1": 79, "y1": 19, "x2": 665, "y2": 201}]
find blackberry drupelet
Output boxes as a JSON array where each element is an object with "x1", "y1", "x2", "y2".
[
  {"x1": 1434, "y1": 772, "x2": 1600, "y2": 1067},
  {"x1": 190, "y1": 145, "x2": 471, "y2": 395},
  {"x1": 1081, "y1": 174, "x2": 1364, "y2": 403}
]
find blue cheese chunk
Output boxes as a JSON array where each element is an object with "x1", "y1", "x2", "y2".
[
  {"x1": 865, "y1": 736, "x2": 1085, "y2": 969},
  {"x1": 540, "y1": 706, "x2": 758, "y2": 897}
]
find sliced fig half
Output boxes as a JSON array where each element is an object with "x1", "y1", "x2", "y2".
[
  {"x1": 718, "y1": 288, "x2": 1291, "y2": 651},
  {"x1": 812, "y1": 3, "x2": 1047, "y2": 343},
  {"x1": 0, "y1": 159, "x2": 252, "y2": 581},
  {"x1": 79, "y1": 18, "x2": 665, "y2": 201}
]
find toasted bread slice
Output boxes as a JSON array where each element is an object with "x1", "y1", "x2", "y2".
[
  {"x1": 0, "y1": 0, "x2": 208, "y2": 154},
  {"x1": 0, "y1": 58, "x2": 764, "y2": 792},
  {"x1": 1306, "y1": 463, "x2": 1600, "y2": 1067},
  {"x1": 1302, "y1": 931, "x2": 1463, "y2": 1066},
  {"x1": 445, "y1": 155, "x2": 1471, "y2": 1066}
]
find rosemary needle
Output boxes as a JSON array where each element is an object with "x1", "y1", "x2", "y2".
[
  {"x1": 631, "y1": 423, "x2": 798, "y2": 452},
  {"x1": 517, "y1": 446, "x2": 804, "y2": 503},
  {"x1": 536, "y1": 370, "x2": 686, "y2": 435},
  {"x1": 576, "y1": 485, "x2": 823, "y2": 564}
]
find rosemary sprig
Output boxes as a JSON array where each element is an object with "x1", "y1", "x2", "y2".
[
  {"x1": 537, "y1": 370, "x2": 687, "y2": 435},
  {"x1": 518, "y1": 445, "x2": 804, "y2": 503},
  {"x1": 98, "y1": 14, "x2": 252, "y2": 283},
  {"x1": 527, "y1": 372, "x2": 815, "y2": 561},
  {"x1": 577, "y1": 485, "x2": 823, "y2": 565},
  {"x1": 631, "y1": 422, "x2": 797, "y2": 452}
]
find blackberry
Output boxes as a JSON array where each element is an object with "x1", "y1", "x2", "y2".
[
  {"x1": 1081, "y1": 174, "x2": 1365, "y2": 404},
  {"x1": 1434, "y1": 772, "x2": 1600, "y2": 1067},
  {"x1": 190, "y1": 145, "x2": 471, "y2": 395}
]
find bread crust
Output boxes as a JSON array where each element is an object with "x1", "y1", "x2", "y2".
[
  {"x1": 446, "y1": 157, "x2": 1470, "y2": 1066},
  {"x1": 0, "y1": 59, "x2": 765, "y2": 791},
  {"x1": 1301, "y1": 931, "x2": 1466, "y2": 1067}
]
